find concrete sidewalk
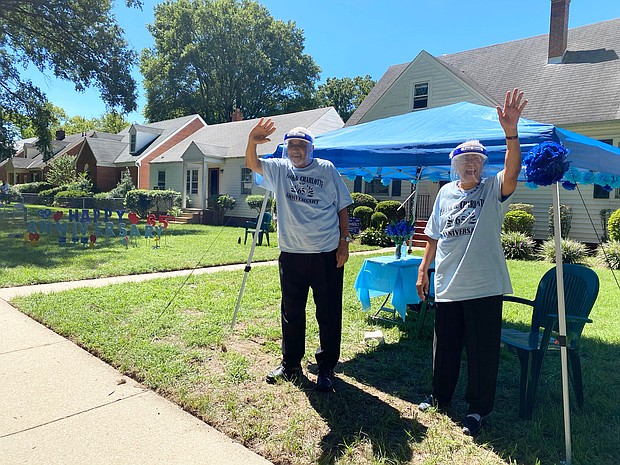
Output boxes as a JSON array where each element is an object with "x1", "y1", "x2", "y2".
[{"x1": 0, "y1": 271, "x2": 275, "y2": 465}]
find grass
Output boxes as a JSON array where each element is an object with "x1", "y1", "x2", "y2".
[{"x1": 7, "y1": 236, "x2": 620, "y2": 465}]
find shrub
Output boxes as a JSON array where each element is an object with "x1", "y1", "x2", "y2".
[
  {"x1": 503, "y1": 210, "x2": 535, "y2": 235},
  {"x1": 501, "y1": 231, "x2": 536, "y2": 260},
  {"x1": 595, "y1": 240, "x2": 620, "y2": 269},
  {"x1": 108, "y1": 169, "x2": 135, "y2": 199},
  {"x1": 125, "y1": 189, "x2": 179, "y2": 217},
  {"x1": 13, "y1": 182, "x2": 54, "y2": 194},
  {"x1": 508, "y1": 203, "x2": 534, "y2": 214},
  {"x1": 348, "y1": 192, "x2": 378, "y2": 216},
  {"x1": 375, "y1": 200, "x2": 404, "y2": 222},
  {"x1": 548, "y1": 204, "x2": 572, "y2": 239},
  {"x1": 608, "y1": 208, "x2": 620, "y2": 241},
  {"x1": 246, "y1": 194, "x2": 274, "y2": 213},
  {"x1": 371, "y1": 211, "x2": 388, "y2": 229},
  {"x1": 215, "y1": 193, "x2": 236, "y2": 211},
  {"x1": 599, "y1": 209, "x2": 614, "y2": 242},
  {"x1": 359, "y1": 227, "x2": 390, "y2": 246},
  {"x1": 53, "y1": 190, "x2": 91, "y2": 207},
  {"x1": 352, "y1": 206, "x2": 373, "y2": 230},
  {"x1": 538, "y1": 238, "x2": 588, "y2": 264}
]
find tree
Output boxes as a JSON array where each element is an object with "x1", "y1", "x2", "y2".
[
  {"x1": 140, "y1": 0, "x2": 320, "y2": 124},
  {"x1": 45, "y1": 154, "x2": 78, "y2": 187},
  {"x1": 0, "y1": 0, "x2": 142, "y2": 161},
  {"x1": 316, "y1": 75, "x2": 376, "y2": 122}
]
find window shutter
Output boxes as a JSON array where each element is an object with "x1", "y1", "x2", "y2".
[{"x1": 392, "y1": 180, "x2": 401, "y2": 197}]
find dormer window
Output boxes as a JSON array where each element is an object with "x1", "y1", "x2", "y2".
[{"x1": 130, "y1": 133, "x2": 137, "y2": 154}]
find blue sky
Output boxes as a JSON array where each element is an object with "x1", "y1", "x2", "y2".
[{"x1": 20, "y1": 0, "x2": 620, "y2": 124}]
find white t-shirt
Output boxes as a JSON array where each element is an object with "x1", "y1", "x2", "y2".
[
  {"x1": 261, "y1": 158, "x2": 352, "y2": 253},
  {"x1": 425, "y1": 172, "x2": 513, "y2": 302}
]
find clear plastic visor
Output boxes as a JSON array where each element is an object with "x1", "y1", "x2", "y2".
[
  {"x1": 283, "y1": 139, "x2": 313, "y2": 167},
  {"x1": 450, "y1": 153, "x2": 488, "y2": 183}
]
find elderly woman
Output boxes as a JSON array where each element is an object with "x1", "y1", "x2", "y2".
[{"x1": 415, "y1": 89, "x2": 528, "y2": 436}]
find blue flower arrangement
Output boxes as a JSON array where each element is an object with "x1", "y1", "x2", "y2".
[
  {"x1": 523, "y1": 141, "x2": 570, "y2": 186},
  {"x1": 385, "y1": 219, "x2": 415, "y2": 245},
  {"x1": 561, "y1": 180, "x2": 576, "y2": 191}
]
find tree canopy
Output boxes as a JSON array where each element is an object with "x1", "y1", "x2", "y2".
[
  {"x1": 316, "y1": 75, "x2": 376, "y2": 122},
  {"x1": 0, "y1": 0, "x2": 141, "y2": 161},
  {"x1": 140, "y1": 0, "x2": 321, "y2": 124}
]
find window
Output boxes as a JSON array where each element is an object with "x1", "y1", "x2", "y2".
[
  {"x1": 364, "y1": 179, "x2": 389, "y2": 196},
  {"x1": 130, "y1": 133, "x2": 136, "y2": 153},
  {"x1": 157, "y1": 171, "x2": 166, "y2": 190},
  {"x1": 593, "y1": 184, "x2": 610, "y2": 199},
  {"x1": 413, "y1": 82, "x2": 429, "y2": 110},
  {"x1": 615, "y1": 188, "x2": 620, "y2": 199},
  {"x1": 241, "y1": 167, "x2": 253, "y2": 194},
  {"x1": 186, "y1": 169, "x2": 198, "y2": 195}
]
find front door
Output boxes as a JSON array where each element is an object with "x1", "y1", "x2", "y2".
[{"x1": 209, "y1": 168, "x2": 220, "y2": 199}]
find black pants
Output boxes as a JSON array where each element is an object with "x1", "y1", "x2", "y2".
[
  {"x1": 432, "y1": 295, "x2": 503, "y2": 416},
  {"x1": 278, "y1": 250, "x2": 344, "y2": 371}
]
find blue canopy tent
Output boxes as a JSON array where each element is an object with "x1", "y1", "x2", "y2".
[
  {"x1": 307, "y1": 102, "x2": 620, "y2": 186},
  {"x1": 304, "y1": 102, "x2": 620, "y2": 465}
]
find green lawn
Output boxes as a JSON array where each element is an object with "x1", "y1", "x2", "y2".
[{"x1": 7, "y1": 229, "x2": 620, "y2": 465}]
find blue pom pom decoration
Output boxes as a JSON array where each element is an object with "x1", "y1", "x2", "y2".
[
  {"x1": 523, "y1": 141, "x2": 570, "y2": 186},
  {"x1": 562, "y1": 181, "x2": 576, "y2": 191},
  {"x1": 525, "y1": 181, "x2": 539, "y2": 190}
]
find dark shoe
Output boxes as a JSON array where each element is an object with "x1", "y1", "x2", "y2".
[
  {"x1": 265, "y1": 365, "x2": 302, "y2": 384},
  {"x1": 462, "y1": 414, "x2": 482, "y2": 436},
  {"x1": 316, "y1": 369, "x2": 335, "y2": 392},
  {"x1": 418, "y1": 395, "x2": 449, "y2": 412}
]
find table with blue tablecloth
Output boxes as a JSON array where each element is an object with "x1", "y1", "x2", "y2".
[{"x1": 354, "y1": 255, "x2": 433, "y2": 321}]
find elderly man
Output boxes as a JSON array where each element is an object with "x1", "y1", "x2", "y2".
[
  {"x1": 245, "y1": 120, "x2": 352, "y2": 392},
  {"x1": 416, "y1": 89, "x2": 528, "y2": 435}
]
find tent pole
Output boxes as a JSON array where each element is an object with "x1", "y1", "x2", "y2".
[
  {"x1": 552, "y1": 182, "x2": 572, "y2": 465},
  {"x1": 231, "y1": 191, "x2": 271, "y2": 329}
]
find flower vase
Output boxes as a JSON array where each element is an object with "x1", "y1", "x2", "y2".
[{"x1": 394, "y1": 242, "x2": 403, "y2": 259}]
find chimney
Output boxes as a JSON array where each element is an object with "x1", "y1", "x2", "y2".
[
  {"x1": 231, "y1": 108, "x2": 243, "y2": 122},
  {"x1": 548, "y1": 0, "x2": 570, "y2": 64},
  {"x1": 55, "y1": 129, "x2": 65, "y2": 141}
]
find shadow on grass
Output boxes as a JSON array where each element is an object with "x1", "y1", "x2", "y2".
[{"x1": 303, "y1": 377, "x2": 424, "y2": 464}]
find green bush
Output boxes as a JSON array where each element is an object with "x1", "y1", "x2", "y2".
[
  {"x1": 348, "y1": 192, "x2": 378, "y2": 216},
  {"x1": 549, "y1": 204, "x2": 573, "y2": 239},
  {"x1": 501, "y1": 231, "x2": 536, "y2": 260},
  {"x1": 215, "y1": 193, "x2": 236, "y2": 211},
  {"x1": 375, "y1": 200, "x2": 404, "y2": 222},
  {"x1": 13, "y1": 181, "x2": 55, "y2": 194},
  {"x1": 359, "y1": 227, "x2": 390, "y2": 246},
  {"x1": 538, "y1": 238, "x2": 588, "y2": 264},
  {"x1": 503, "y1": 210, "x2": 535, "y2": 235},
  {"x1": 595, "y1": 240, "x2": 620, "y2": 269},
  {"x1": 125, "y1": 189, "x2": 179, "y2": 217},
  {"x1": 246, "y1": 194, "x2": 274, "y2": 213},
  {"x1": 108, "y1": 169, "x2": 135, "y2": 199},
  {"x1": 371, "y1": 211, "x2": 389, "y2": 229},
  {"x1": 353, "y1": 206, "x2": 374, "y2": 230},
  {"x1": 608, "y1": 208, "x2": 620, "y2": 241},
  {"x1": 508, "y1": 203, "x2": 534, "y2": 214}
]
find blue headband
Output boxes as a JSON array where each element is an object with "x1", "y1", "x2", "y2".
[
  {"x1": 284, "y1": 132, "x2": 313, "y2": 144},
  {"x1": 449, "y1": 145, "x2": 488, "y2": 159}
]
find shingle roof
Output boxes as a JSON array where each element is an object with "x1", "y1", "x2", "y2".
[
  {"x1": 348, "y1": 18, "x2": 620, "y2": 127},
  {"x1": 85, "y1": 138, "x2": 128, "y2": 166},
  {"x1": 114, "y1": 114, "x2": 201, "y2": 164},
  {"x1": 150, "y1": 107, "x2": 344, "y2": 164}
]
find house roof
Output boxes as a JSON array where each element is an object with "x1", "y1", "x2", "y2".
[
  {"x1": 150, "y1": 107, "x2": 344, "y2": 164},
  {"x1": 347, "y1": 18, "x2": 620, "y2": 127},
  {"x1": 114, "y1": 114, "x2": 202, "y2": 164},
  {"x1": 84, "y1": 138, "x2": 128, "y2": 167}
]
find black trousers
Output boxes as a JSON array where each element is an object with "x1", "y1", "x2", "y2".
[
  {"x1": 432, "y1": 295, "x2": 503, "y2": 416},
  {"x1": 278, "y1": 250, "x2": 344, "y2": 371}
]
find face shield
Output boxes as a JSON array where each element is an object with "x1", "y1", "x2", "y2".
[
  {"x1": 449, "y1": 144, "x2": 488, "y2": 183},
  {"x1": 283, "y1": 128, "x2": 314, "y2": 168}
]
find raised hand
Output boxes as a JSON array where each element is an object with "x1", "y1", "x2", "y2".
[
  {"x1": 248, "y1": 117, "x2": 276, "y2": 145},
  {"x1": 496, "y1": 88, "x2": 528, "y2": 134}
]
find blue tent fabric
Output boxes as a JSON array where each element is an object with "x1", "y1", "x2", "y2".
[{"x1": 269, "y1": 102, "x2": 620, "y2": 185}]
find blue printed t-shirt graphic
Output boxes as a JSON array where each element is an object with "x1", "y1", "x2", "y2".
[
  {"x1": 441, "y1": 191, "x2": 484, "y2": 239},
  {"x1": 261, "y1": 157, "x2": 352, "y2": 253},
  {"x1": 286, "y1": 172, "x2": 322, "y2": 204},
  {"x1": 425, "y1": 172, "x2": 513, "y2": 302}
]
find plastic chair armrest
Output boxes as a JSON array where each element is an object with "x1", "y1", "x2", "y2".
[{"x1": 502, "y1": 295, "x2": 535, "y2": 307}]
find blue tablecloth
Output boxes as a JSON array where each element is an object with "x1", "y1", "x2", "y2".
[{"x1": 354, "y1": 255, "x2": 432, "y2": 321}]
